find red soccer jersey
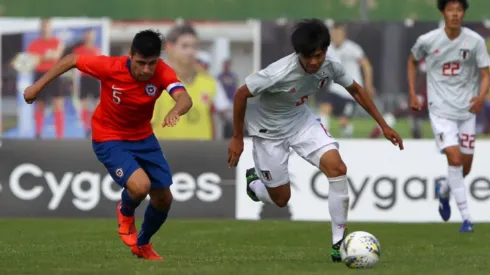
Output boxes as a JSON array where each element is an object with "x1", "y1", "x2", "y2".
[
  {"x1": 76, "y1": 55, "x2": 186, "y2": 142},
  {"x1": 72, "y1": 45, "x2": 100, "y2": 77},
  {"x1": 27, "y1": 38, "x2": 61, "y2": 72}
]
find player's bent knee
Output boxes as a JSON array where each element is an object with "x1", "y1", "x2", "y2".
[
  {"x1": 126, "y1": 168, "x2": 151, "y2": 200},
  {"x1": 149, "y1": 188, "x2": 173, "y2": 210},
  {"x1": 319, "y1": 148, "x2": 347, "y2": 178},
  {"x1": 273, "y1": 197, "x2": 290, "y2": 208},
  {"x1": 444, "y1": 147, "x2": 463, "y2": 167},
  {"x1": 267, "y1": 184, "x2": 291, "y2": 208}
]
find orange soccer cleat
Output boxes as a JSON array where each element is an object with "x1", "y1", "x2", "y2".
[
  {"x1": 117, "y1": 202, "x2": 137, "y2": 246},
  {"x1": 131, "y1": 244, "x2": 163, "y2": 260}
]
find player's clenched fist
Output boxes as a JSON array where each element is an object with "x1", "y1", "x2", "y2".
[
  {"x1": 23, "y1": 85, "x2": 40, "y2": 104},
  {"x1": 228, "y1": 136, "x2": 244, "y2": 168},
  {"x1": 162, "y1": 110, "x2": 180, "y2": 127}
]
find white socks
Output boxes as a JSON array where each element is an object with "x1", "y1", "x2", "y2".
[
  {"x1": 249, "y1": 175, "x2": 350, "y2": 245},
  {"x1": 328, "y1": 176, "x2": 350, "y2": 244},
  {"x1": 249, "y1": 180, "x2": 274, "y2": 204},
  {"x1": 447, "y1": 165, "x2": 471, "y2": 221},
  {"x1": 438, "y1": 179, "x2": 450, "y2": 198}
]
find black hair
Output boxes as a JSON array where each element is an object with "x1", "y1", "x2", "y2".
[
  {"x1": 437, "y1": 0, "x2": 469, "y2": 12},
  {"x1": 166, "y1": 23, "x2": 197, "y2": 43},
  {"x1": 291, "y1": 19, "x2": 331, "y2": 57},
  {"x1": 130, "y1": 29, "x2": 163, "y2": 58}
]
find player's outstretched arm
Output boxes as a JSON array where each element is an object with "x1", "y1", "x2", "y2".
[
  {"x1": 228, "y1": 85, "x2": 253, "y2": 168},
  {"x1": 346, "y1": 82, "x2": 404, "y2": 150},
  {"x1": 407, "y1": 54, "x2": 422, "y2": 111},
  {"x1": 23, "y1": 54, "x2": 78, "y2": 104}
]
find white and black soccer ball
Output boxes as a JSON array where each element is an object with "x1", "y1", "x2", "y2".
[{"x1": 340, "y1": 231, "x2": 381, "y2": 269}]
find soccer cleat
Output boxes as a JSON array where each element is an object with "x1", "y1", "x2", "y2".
[
  {"x1": 459, "y1": 220, "x2": 474, "y2": 233},
  {"x1": 117, "y1": 202, "x2": 138, "y2": 246},
  {"x1": 435, "y1": 183, "x2": 451, "y2": 222},
  {"x1": 245, "y1": 168, "x2": 260, "y2": 202},
  {"x1": 131, "y1": 244, "x2": 163, "y2": 260},
  {"x1": 331, "y1": 228, "x2": 348, "y2": 263}
]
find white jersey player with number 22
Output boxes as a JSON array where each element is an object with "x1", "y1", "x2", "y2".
[
  {"x1": 408, "y1": 0, "x2": 490, "y2": 233},
  {"x1": 228, "y1": 19, "x2": 403, "y2": 263}
]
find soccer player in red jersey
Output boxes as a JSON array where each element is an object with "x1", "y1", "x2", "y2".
[
  {"x1": 23, "y1": 30, "x2": 193, "y2": 260},
  {"x1": 72, "y1": 29, "x2": 101, "y2": 137},
  {"x1": 27, "y1": 18, "x2": 65, "y2": 139}
]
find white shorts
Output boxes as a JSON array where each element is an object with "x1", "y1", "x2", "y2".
[
  {"x1": 429, "y1": 113, "x2": 476, "y2": 155},
  {"x1": 252, "y1": 119, "x2": 339, "y2": 188}
]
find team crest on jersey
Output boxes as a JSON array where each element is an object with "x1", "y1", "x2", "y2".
[
  {"x1": 145, "y1": 84, "x2": 157, "y2": 96},
  {"x1": 460, "y1": 49, "x2": 470, "y2": 61},
  {"x1": 261, "y1": 170, "x2": 272, "y2": 181},
  {"x1": 317, "y1": 78, "x2": 328, "y2": 89},
  {"x1": 115, "y1": 168, "x2": 124, "y2": 178}
]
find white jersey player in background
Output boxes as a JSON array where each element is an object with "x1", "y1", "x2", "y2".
[
  {"x1": 317, "y1": 23, "x2": 375, "y2": 138},
  {"x1": 228, "y1": 19, "x2": 403, "y2": 262},
  {"x1": 408, "y1": 0, "x2": 490, "y2": 233}
]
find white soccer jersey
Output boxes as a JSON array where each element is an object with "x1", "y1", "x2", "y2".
[
  {"x1": 327, "y1": 40, "x2": 365, "y2": 99},
  {"x1": 245, "y1": 52, "x2": 354, "y2": 139},
  {"x1": 411, "y1": 27, "x2": 490, "y2": 120}
]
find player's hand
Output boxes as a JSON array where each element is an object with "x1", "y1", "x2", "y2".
[
  {"x1": 162, "y1": 110, "x2": 180, "y2": 127},
  {"x1": 469, "y1": 96, "x2": 485, "y2": 114},
  {"x1": 409, "y1": 94, "x2": 422, "y2": 111},
  {"x1": 228, "y1": 136, "x2": 244, "y2": 168},
  {"x1": 381, "y1": 126, "x2": 404, "y2": 150},
  {"x1": 23, "y1": 84, "x2": 41, "y2": 104}
]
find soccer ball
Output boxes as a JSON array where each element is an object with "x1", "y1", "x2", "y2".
[{"x1": 340, "y1": 231, "x2": 381, "y2": 269}]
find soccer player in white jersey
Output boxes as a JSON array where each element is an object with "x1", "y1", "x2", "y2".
[
  {"x1": 317, "y1": 23, "x2": 375, "y2": 137},
  {"x1": 228, "y1": 19, "x2": 404, "y2": 262},
  {"x1": 408, "y1": 0, "x2": 490, "y2": 233}
]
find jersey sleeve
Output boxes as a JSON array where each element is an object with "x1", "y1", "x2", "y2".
[
  {"x1": 76, "y1": 55, "x2": 112, "y2": 80},
  {"x1": 213, "y1": 81, "x2": 232, "y2": 111},
  {"x1": 160, "y1": 62, "x2": 186, "y2": 95},
  {"x1": 332, "y1": 61, "x2": 354, "y2": 88},
  {"x1": 475, "y1": 38, "x2": 490, "y2": 69},
  {"x1": 352, "y1": 43, "x2": 365, "y2": 61},
  {"x1": 245, "y1": 68, "x2": 276, "y2": 96},
  {"x1": 411, "y1": 35, "x2": 429, "y2": 61}
]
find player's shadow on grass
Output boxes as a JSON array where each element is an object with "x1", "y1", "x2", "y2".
[{"x1": 259, "y1": 203, "x2": 292, "y2": 219}]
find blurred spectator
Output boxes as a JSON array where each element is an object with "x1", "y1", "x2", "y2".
[
  {"x1": 72, "y1": 29, "x2": 101, "y2": 137},
  {"x1": 152, "y1": 23, "x2": 231, "y2": 140},
  {"x1": 26, "y1": 18, "x2": 65, "y2": 139},
  {"x1": 316, "y1": 23, "x2": 374, "y2": 138},
  {"x1": 217, "y1": 59, "x2": 238, "y2": 102},
  {"x1": 196, "y1": 50, "x2": 211, "y2": 72},
  {"x1": 217, "y1": 59, "x2": 238, "y2": 138},
  {"x1": 196, "y1": 51, "x2": 233, "y2": 140}
]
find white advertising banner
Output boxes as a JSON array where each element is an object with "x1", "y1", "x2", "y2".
[{"x1": 236, "y1": 139, "x2": 490, "y2": 223}]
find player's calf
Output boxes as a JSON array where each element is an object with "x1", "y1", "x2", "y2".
[
  {"x1": 136, "y1": 188, "x2": 172, "y2": 248},
  {"x1": 245, "y1": 168, "x2": 291, "y2": 207},
  {"x1": 117, "y1": 169, "x2": 152, "y2": 246},
  {"x1": 317, "y1": 147, "x2": 350, "y2": 262}
]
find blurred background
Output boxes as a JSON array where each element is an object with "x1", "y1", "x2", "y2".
[{"x1": 1, "y1": 0, "x2": 489, "y2": 141}]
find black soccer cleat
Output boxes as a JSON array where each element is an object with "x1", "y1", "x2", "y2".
[
  {"x1": 245, "y1": 168, "x2": 260, "y2": 202},
  {"x1": 331, "y1": 228, "x2": 348, "y2": 263}
]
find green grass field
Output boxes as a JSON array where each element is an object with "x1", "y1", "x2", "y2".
[{"x1": 1, "y1": 219, "x2": 488, "y2": 274}]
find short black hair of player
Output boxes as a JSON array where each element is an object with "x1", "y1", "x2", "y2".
[
  {"x1": 166, "y1": 23, "x2": 197, "y2": 43},
  {"x1": 437, "y1": 0, "x2": 469, "y2": 12},
  {"x1": 291, "y1": 19, "x2": 331, "y2": 57},
  {"x1": 130, "y1": 29, "x2": 163, "y2": 58}
]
